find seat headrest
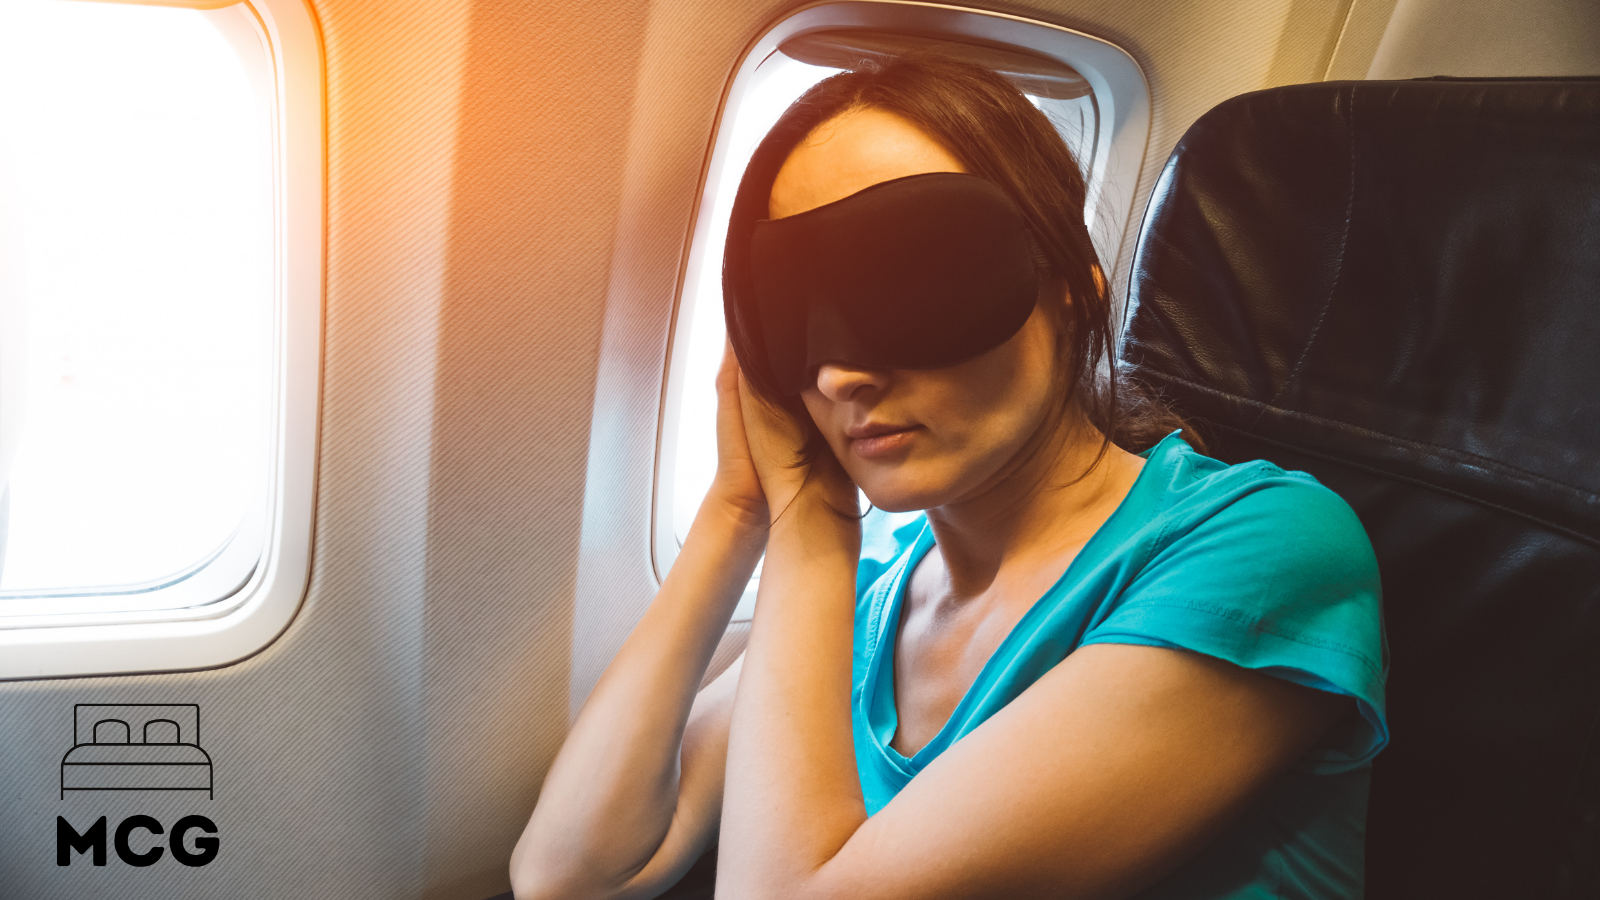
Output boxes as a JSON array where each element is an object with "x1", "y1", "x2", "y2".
[{"x1": 1122, "y1": 78, "x2": 1600, "y2": 544}]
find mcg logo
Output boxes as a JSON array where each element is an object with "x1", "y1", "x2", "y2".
[{"x1": 56, "y1": 703, "x2": 219, "y2": 868}]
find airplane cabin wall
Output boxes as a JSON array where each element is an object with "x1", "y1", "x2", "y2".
[
  {"x1": 1367, "y1": 0, "x2": 1600, "y2": 78},
  {"x1": 0, "y1": 1, "x2": 1592, "y2": 898}
]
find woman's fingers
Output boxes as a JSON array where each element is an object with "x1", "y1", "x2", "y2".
[{"x1": 710, "y1": 337, "x2": 770, "y2": 528}]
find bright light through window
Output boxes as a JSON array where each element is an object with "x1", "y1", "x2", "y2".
[
  {"x1": 0, "y1": 0, "x2": 273, "y2": 601},
  {"x1": 670, "y1": 54, "x2": 847, "y2": 555}
]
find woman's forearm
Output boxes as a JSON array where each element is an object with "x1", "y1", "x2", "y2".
[
  {"x1": 719, "y1": 491, "x2": 865, "y2": 894},
  {"x1": 511, "y1": 494, "x2": 768, "y2": 895}
]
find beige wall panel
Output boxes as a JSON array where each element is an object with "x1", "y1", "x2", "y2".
[{"x1": 1369, "y1": 0, "x2": 1600, "y2": 78}]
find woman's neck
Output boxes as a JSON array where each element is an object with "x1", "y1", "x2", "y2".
[{"x1": 920, "y1": 415, "x2": 1147, "y2": 607}]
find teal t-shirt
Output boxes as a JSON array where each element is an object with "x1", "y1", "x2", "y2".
[{"x1": 851, "y1": 430, "x2": 1389, "y2": 898}]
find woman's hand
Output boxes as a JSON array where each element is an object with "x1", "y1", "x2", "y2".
[{"x1": 727, "y1": 346, "x2": 859, "y2": 528}]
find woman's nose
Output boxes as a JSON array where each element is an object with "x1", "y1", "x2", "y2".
[{"x1": 813, "y1": 361, "x2": 887, "y2": 400}]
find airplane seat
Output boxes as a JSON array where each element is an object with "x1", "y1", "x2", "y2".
[{"x1": 1118, "y1": 77, "x2": 1600, "y2": 897}]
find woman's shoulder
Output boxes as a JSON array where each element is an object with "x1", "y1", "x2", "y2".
[
  {"x1": 1089, "y1": 433, "x2": 1390, "y2": 774},
  {"x1": 1141, "y1": 430, "x2": 1321, "y2": 494},
  {"x1": 1136, "y1": 432, "x2": 1371, "y2": 554}
]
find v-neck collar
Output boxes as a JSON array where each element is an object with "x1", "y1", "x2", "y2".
[{"x1": 863, "y1": 430, "x2": 1182, "y2": 772}]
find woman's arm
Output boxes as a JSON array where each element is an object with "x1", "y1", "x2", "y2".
[
  {"x1": 716, "y1": 482, "x2": 1366, "y2": 899},
  {"x1": 511, "y1": 338, "x2": 774, "y2": 898},
  {"x1": 508, "y1": 494, "x2": 766, "y2": 900},
  {"x1": 804, "y1": 643, "x2": 1345, "y2": 899},
  {"x1": 717, "y1": 492, "x2": 866, "y2": 894},
  {"x1": 721, "y1": 508, "x2": 1345, "y2": 899}
]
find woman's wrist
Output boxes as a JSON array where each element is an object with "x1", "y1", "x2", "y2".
[
  {"x1": 701, "y1": 484, "x2": 773, "y2": 540},
  {"x1": 769, "y1": 478, "x2": 858, "y2": 528},
  {"x1": 767, "y1": 487, "x2": 863, "y2": 555}
]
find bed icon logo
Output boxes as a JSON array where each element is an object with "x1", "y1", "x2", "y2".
[{"x1": 60, "y1": 704, "x2": 213, "y2": 800}]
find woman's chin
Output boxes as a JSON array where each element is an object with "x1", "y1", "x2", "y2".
[{"x1": 858, "y1": 477, "x2": 946, "y2": 514}]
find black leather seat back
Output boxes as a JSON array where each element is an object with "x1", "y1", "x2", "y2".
[{"x1": 1119, "y1": 78, "x2": 1600, "y2": 898}]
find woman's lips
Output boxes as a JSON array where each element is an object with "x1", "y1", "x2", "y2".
[{"x1": 850, "y1": 425, "x2": 919, "y2": 459}]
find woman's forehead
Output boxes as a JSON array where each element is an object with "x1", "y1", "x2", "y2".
[{"x1": 767, "y1": 106, "x2": 967, "y2": 219}]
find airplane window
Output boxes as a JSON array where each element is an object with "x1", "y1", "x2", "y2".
[
  {"x1": 0, "y1": 0, "x2": 271, "y2": 613},
  {"x1": 0, "y1": 0, "x2": 321, "y2": 677},
  {"x1": 667, "y1": 49, "x2": 847, "y2": 597},
  {"x1": 659, "y1": 8, "x2": 1149, "y2": 622}
]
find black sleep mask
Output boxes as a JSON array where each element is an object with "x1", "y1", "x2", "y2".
[{"x1": 735, "y1": 171, "x2": 1046, "y2": 396}]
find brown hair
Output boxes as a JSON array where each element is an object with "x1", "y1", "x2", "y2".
[{"x1": 722, "y1": 49, "x2": 1198, "y2": 518}]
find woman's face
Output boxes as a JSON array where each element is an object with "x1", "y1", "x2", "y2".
[{"x1": 769, "y1": 106, "x2": 1066, "y2": 512}]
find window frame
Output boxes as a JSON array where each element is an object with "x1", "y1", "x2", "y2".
[
  {"x1": 0, "y1": 0, "x2": 323, "y2": 680},
  {"x1": 654, "y1": 0, "x2": 1151, "y2": 622}
]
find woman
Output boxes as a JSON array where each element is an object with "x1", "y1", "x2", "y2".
[{"x1": 511, "y1": 52, "x2": 1387, "y2": 899}]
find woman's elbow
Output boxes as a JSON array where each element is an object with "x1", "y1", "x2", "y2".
[
  {"x1": 508, "y1": 826, "x2": 564, "y2": 900},
  {"x1": 509, "y1": 828, "x2": 622, "y2": 900},
  {"x1": 509, "y1": 856, "x2": 570, "y2": 900}
]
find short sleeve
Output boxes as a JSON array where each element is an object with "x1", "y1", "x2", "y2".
[{"x1": 1080, "y1": 476, "x2": 1389, "y2": 774}]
